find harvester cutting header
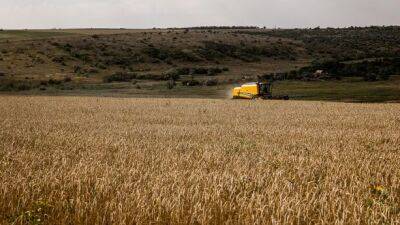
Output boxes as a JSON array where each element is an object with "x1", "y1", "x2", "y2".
[{"x1": 232, "y1": 81, "x2": 289, "y2": 100}]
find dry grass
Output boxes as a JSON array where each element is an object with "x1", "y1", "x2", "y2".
[{"x1": 1, "y1": 96, "x2": 400, "y2": 225}]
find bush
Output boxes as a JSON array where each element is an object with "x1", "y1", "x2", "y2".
[
  {"x1": 32, "y1": 57, "x2": 45, "y2": 65},
  {"x1": 277, "y1": 57, "x2": 400, "y2": 81},
  {"x1": 52, "y1": 56, "x2": 67, "y2": 64},
  {"x1": 48, "y1": 79, "x2": 62, "y2": 85},
  {"x1": 261, "y1": 73, "x2": 275, "y2": 81},
  {"x1": 143, "y1": 47, "x2": 168, "y2": 60},
  {"x1": 87, "y1": 67, "x2": 99, "y2": 74},
  {"x1": 182, "y1": 79, "x2": 201, "y2": 86},
  {"x1": 103, "y1": 72, "x2": 137, "y2": 83},
  {"x1": 95, "y1": 63, "x2": 107, "y2": 70},
  {"x1": 189, "y1": 68, "x2": 208, "y2": 75},
  {"x1": 187, "y1": 67, "x2": 226, "y2": 76},
  {"x1": 64, "y1": 77, "x2": 72, "y2": 82},
  {"x1": 166, "y1": 79, "x2": 175, "y2": 89},
  {"x1": 104, "y1": 72, "x2": 177, "y2": 82},
  {"x1": 204, "y1": 78, "x2": 218, "y2": 86},
  {"x1": 71, "y1": 51, "x2": 90, "y2": 62},
  {"x1": 15, "y1": 83, "x2": 33, "y2": 91},
  {"x1": 207, "y1": 68, "x2": 222, "y2": 76},
  {"x1": 40, "y1": 81, "x2": 48, "y2": 86},
  {"x1": 162, "y1": 69, "x2": 182, "y2": 80},
  {"x1": 106, "y1": 56, "x2": 142, "y2": 66},
  {"x1": 167, "y1": 67, "x2": 190, "y2": 76},
  {"x1": 0, "y1": 81, "x2": 35, "y2": 91},
  {"x1": 136, "y1": 74, "x2": 160, "y2": 80},
  {"x1": 73, "y1": 65, "x2": 82, "y2": 74},
  {"x1": 363, "y1": 73, "x2": 377, "y2": 82}
]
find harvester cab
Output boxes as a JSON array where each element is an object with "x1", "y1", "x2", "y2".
[{"x1": 232, "y1": 82, "x2": 289, "y2": 100}]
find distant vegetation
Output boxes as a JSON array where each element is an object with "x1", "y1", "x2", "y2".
[
  {"x1": 0, "y1": 30, "x2": 75, "y2": 40},
  {"x1": 238, "y1": 26, "x2": 400, "y2": 61},
  {"x1": 263, "y1": 57, "x2": 400, "y2": 82},
  {"x1": 103, "y1": 67, "x2": 228, "y2": 83},
  {"x1": 200, "y1": 41, "x2": 297, "y2": 62},
  {"x1": 183, "y1": 26, "x2": 260, "y2": 30},
  {"x1": 0, "y1": 26, "x2": 399, "y2": 102}
]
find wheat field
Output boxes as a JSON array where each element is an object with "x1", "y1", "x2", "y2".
[{"x1": 0, "y1": 96, "x2": 399, "y2": 225}]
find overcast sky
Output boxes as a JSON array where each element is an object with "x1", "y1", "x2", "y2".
[{"x1": 1, "y1": 0, "x2": 399, "y2": 29}]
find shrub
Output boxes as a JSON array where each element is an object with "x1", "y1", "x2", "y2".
[
  {"x1": 203, "y1": 41, "x2": 237, "y2": 55},
  {"x1": 60, "y1": 43, "x2": 73, "y2": 52},
  {"x1": 52, "y1": 56, "x2": 67, "y2": 64},
  {"x1": 87, "y1": 68, "x2": 99, "y2": 74},
  {"x1": 143, "y1": 47, "x2": 168, "y2": 60},
  {"x1": 187, "y1": 67, "x2": 226, "y2": 76},
  {"x1": 162, "y1": 69, "x2": 182, "y2": 80},
  {"x1": 207, "y1": 68, "x2": 222, "y2": 76},
  {"x1": 40, "y1": 81, "x2": 48, "y2": 86},
  {"x1": 135, "y1": 74, "x2": 161, "y2": 80},
  {"x1": 71, "y1": 51, "x2": 90, "y2": 62},
  {"x1": 204, "y1": 78, "x2": 218, "y2": 86},
  {"x1": 173, "y1": 67, "x2": 191, "y2": 75},
  {"x1": 74, "y1": 66, "x2": 82, "y2": 74},
  {"x1": 166, "y1": 79, "x2": 175, "y2": 89},
  {"x1": 0, "y1": 81, "x2": 36, "y2": 91},
  {"x1": 33, "y1": 57, "x2": 45, "y2": 65},
  {"x1": 106, "y1": 56, "x2": 142, "y2": 66},
  {"x1": 363, "y1": 73, "x2": 377, "y2": 82},
  {"x1": 189, "y1": 68, "x2": 208, "y2": 75},
  {"x1": 169, "y1": 50, "x2": 202, "y2": 62},
  {"x1": 261, "y1": 73, "x2": 275, "y2": 81},
  {"x1": 48, "y1": 79, "x2": 62, "y2": 85},
  {"x1": 103, "y1": 72, "x2": 137, "y2": 83},
  {"x1": 182, "y1": 79, "x2": 201, "y2": 86},
  {"x1": 95, "y1": 63, "x2": 107, "y2": 70},
  {"x1": 16, "y1": 82, "x2": 33, "y2": 91},
  {"x1": 103, "y1": 72, "x2": 179, "y2": 83}
]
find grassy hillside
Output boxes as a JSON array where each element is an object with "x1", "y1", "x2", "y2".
[
  {"x1": 0, "y1": 30, "x2": 77, "y2": 41},
  {"x1": 238, "y1": 26, "x2": 400, "y2": 61},
  {"x1": 0, "y1": 27, "x2": 399, "y2": 102}
]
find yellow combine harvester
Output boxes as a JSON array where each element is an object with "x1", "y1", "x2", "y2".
[{"x1": 232, "y1": 82, "x2": 289, "y2": 100}]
